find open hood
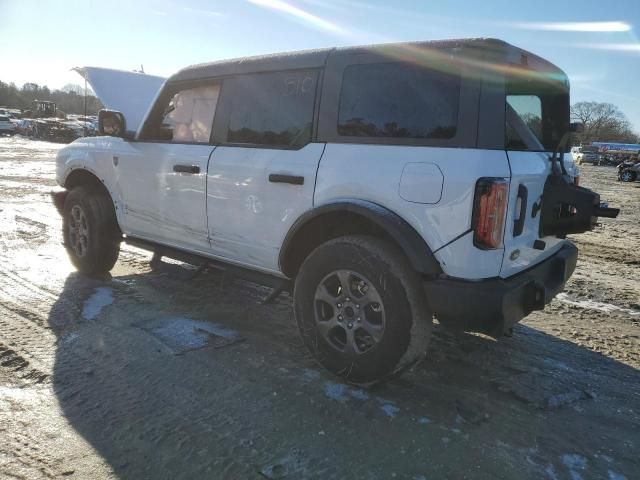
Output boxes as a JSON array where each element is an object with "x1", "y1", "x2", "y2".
[{"x1": 73, "y1": 67, "x2": 166, "y2": 133}]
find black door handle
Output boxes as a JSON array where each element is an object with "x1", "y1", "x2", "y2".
[
  {"x1": 173, "y1": 164, "x2": 200, "y2": 174},
  {"x1": 268, "y1": 174, "x2": 304, "y2": 185},
  {"x1": 513, "y1": 184, "x2": 528, "y2": 237}
]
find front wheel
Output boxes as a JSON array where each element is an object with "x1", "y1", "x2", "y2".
[
  {"x1": 294, "y1": 235, "x2": 432, "y2": 385},
  {"x1": 62, "y1": 186, "x2": 121, "y2": 275},
  {"x1": 620, "y1": 170, "x2": 637, "y2": 182}
]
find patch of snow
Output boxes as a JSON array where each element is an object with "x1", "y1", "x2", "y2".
[
  {"x1": 348, "y1": 389, "x2": 369, "y2": 401},
  {"x1": 545, "y1": 464, "x2": 560, "y2": 480},
  {"x1": 418, "y1": 417, "x2": 431, "y2": 424},
  {"x1": 146, "y1": 317, "x2": 241, "y2": 353},
  {"x1": 81, "y1": 287, "x2": 113, "y2": 320},
  {"x1": 556, "y1": 293, "x2": 640, "y2": 316},
  {"x1": 0, "y1": 385, "x2": 36, "y2": 401},
  {"x1": 61, "y1": 332, "x2": 79, "y2": 344},
  {"x1": 561, "y1": 454, "x2": 587, "y2": 480},
  {"x1": 608, "y1": 470, "x2": 627, "y2": 480},
  {"x1": 301, "y1": 368, "x2": 321, "y2": 383},
  {"x1": 323, "y1": 382, "x2": 347, "y2": 403},
  {"x1": 380, "y1": 403, "x2": 400, "y2": 418}
]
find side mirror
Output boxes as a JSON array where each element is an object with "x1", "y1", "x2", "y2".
[
  {"x1": 98, "y1": 109, "x2": 126, "y2": 137},
  {"x1": 570, "y1": 122, "x2": 584, "y2": 134}
]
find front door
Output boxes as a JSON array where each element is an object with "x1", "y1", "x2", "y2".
[
  {"x1": 206, "y1": 69, "x2": 323, "y2": 273},
  {"x1": 114, "y1": 82, "x2": 220, "y2": 252}
]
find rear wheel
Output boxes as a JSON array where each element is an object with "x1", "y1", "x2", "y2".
[
  {"x1": 294, "y1": 235, "x2": 432, "y2": 385},
  {"x1": 62, "y1": 186, "x2": 121, "y2": 275},
  {"x1": 620, "y1": 170, "x2": 637, "y2": 182}
]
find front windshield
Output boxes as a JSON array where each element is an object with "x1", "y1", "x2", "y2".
[{"x1": 505, "y1": 77, "x2": 569, "y2": 152}]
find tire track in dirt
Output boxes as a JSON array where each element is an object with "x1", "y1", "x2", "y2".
[
  {"x1": 0, "y1": 427, "x2": 61, "y2": 479},
  {"x1": 0, "y1": 302, "x2": 55, "y2": 386}
]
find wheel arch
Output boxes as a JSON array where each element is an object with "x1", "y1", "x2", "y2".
[
  {"x1": 64, "y1": 168, "x2": 110, "y2": 194},
  {"x1": 60, "y1": 168, "x2": 122, "y2": 232},
  {"x1": 279, "y1": 199, "x2": 442, "y2": 279}
]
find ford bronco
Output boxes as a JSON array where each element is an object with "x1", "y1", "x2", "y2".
[{"x1": 53, "y1": 39, "x2": 618, "y2": 384}]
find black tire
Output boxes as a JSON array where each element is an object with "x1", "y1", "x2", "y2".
[
  {"x1": 62, "y1": 186, "x2": 121, "y2": 275},
  {"x1": 294, "y1": 235, "x2": 432, "y2": 385},
  {"x1": 620, "y1": 170, "x2": 637, "y2": 182}
]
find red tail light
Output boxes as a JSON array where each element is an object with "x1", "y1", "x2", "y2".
[{"x1": 472, "y1": 178, "x2": 509, "y2": 250}]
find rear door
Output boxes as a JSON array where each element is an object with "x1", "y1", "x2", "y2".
[
  {"x1": 206, "y1": 70, "x2": 324, "y2": 272},
  {"x1": 501, "y1": 85, "x2": 570, "y2": 278}
]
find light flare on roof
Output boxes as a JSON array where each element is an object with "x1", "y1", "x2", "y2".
[{"x1": 368, "y1": 42, "x2": 567, "y2": 85}]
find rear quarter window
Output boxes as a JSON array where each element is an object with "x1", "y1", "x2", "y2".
[{"x1": 337, "y1": 63, "x2": 460, "y2": 140}]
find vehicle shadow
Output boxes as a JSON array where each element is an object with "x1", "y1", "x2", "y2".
[{"x1": 48, "y1": 267, "x2": 640, "y2": 479}]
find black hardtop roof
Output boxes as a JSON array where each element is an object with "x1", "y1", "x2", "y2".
[{"x1": 168, "y1": 38, "x2": 566, "y2": 84}]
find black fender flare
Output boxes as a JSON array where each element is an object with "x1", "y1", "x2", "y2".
[{"x1": 279, "y1": 199, "x2": 442, "y2": 278}]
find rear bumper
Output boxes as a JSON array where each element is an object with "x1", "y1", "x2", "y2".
[{"x1": 424, "y1": 243, "x2": 578, "y2": 336}]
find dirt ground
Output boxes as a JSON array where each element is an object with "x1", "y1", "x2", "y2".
[{"x1": 0, "y1": 135, "x2": 638, "y2": 479}]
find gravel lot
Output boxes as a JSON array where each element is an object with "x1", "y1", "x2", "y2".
[{"x1": 0, "y1": 136, "x2": 638, "y2": 479}]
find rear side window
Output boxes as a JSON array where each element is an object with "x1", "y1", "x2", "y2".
[
  {"x1": 337, "y1": 63, "x2": 460, "y2": 139},
  {"x1": 223, "y1": 70, "x2": 317, "y2": 147},
  {"x1": 506, "y1": 95, "x2": 543, "y2": 150},
  {"x1": 505, "y1": 76, "x2": 569, "y2": 152}
]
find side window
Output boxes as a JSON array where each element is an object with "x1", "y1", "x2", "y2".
[
  {"x1": 223, "y1": 70, "x2": 317, "y2": 147},
  {"x1": 506, "y1": 95, "x2": 542, "y2": 150},
  {"x1": 337, "y1": 63, "x2": 460, "y2": 139},
  {"x1": 145, "y1": 84, "x2": 220, "y2": 143}
]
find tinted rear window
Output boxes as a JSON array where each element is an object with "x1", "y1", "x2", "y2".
[
  {"x1": 224, "y1": 70, "x2": 318, "y2": 147},
  {"x1": 337, "y1": 63, "x2": 460, "y2": 139},
  {"x1": 0, "y1": 116, "x2": 9, "y2": 121}
]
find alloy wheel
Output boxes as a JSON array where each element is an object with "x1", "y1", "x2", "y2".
[
  {"x1": 68, "y1": 204, "x2": 89, "y2": 257},
  {"x1": 313, "y1": 269, "x2": 386, "y2": 355}
]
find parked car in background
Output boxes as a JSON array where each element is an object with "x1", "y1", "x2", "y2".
[
  {"x1": 576, "y1": 151, "x2": 599, "y2": 165},
  {"x1": 0, "y1": 115, "x2": 16, "y2": 135},
  {"x1": 617, "y1": 161, "x2": 639, "y2": 182},
  {"x1": 570, "y1": 146, "x2": 581, "y2": 162}
]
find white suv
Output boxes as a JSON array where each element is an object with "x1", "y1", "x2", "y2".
[{"x1": 53, "y1": 39, "x2": 618, "y2": 384}]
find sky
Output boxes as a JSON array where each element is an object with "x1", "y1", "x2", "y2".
[{"x1": 1, "y1": 0, "x2": 640, "y2": 130}]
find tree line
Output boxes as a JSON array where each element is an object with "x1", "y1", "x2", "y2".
[
  {"x1": 0, "y1": 81, "x2": 103, "y2": 116},
  {"x1": 570, "y1": 101, "x2": 639, "y2": 144}
]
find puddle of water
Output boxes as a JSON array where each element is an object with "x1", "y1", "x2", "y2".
[
  {"x1": 556, "y1": 293, "x2": 640, "y2": 316},
  {"x1": 82, "y1": 287, "x2": 114, "y2": 320},
  {"x1": 138, "y1": 316, "x2": 243, "y2": 354}
]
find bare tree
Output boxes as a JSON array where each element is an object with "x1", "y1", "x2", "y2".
[{"x1": 571, "y1": 101, "x2": 639, "y2": 143}]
